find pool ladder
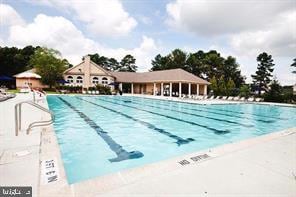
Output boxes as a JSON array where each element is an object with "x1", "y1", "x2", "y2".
[{"x1": 15, "y1": 101, "x2": 54, "y2": 136}]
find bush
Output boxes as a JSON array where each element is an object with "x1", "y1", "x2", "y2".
[{"x1": 95, "y1": 84, "x2": 111, "y2": 95}]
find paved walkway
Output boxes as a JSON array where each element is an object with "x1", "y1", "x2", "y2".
[{"x1": 0, "y1": 93, "x2": 49, "y2": 197}]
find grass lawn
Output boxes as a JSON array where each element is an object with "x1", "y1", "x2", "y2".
[{"x1": 7, "y1": 89, "x2": 20, "y2": 93}]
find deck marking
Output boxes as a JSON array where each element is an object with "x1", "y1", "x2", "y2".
[
  {"x1": 129, "y1": 96, "x2": 280, "y2": 122},
  {"x1": 77, "y1": 97, "x2": 194, "y2": 146},
  {"x1": 93, "y1": 97, "x2": 230, "y2": 134},
  {"x1": 58, "y1": 97, "x2": 144, "y2": 162},
  {"x1": 112, "y1": 98, "x2": 254, "y2": 128}
]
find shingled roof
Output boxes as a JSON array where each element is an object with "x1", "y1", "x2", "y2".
[{"x1": 111, "y1": 68, "x2": 210, "y2": 84}]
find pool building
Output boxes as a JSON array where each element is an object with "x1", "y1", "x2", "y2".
[{"x1": 63, "y1": 55, "x2": 210, "y2": 96}]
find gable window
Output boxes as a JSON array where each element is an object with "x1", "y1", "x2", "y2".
[
  {"x1": 76, "y1": 76, "x2": 83, "y2": 84},
  {"x1": 102, "y1": 77, "x2": 108, "y2": 85},
  {"x1": 67, "y1": 76, "x2": 73, "y2": 83},
  {"x1": 92, "y1": 77, "x2": 99, "y2": 84}
]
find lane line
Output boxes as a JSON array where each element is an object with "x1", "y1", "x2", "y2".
[
  {"x1": 58, "y1": 97, "x2": 144, "y2": 162},
  {"x1": 77, "y1": 97, "x2": 195, "y2": 146},
  {"x1": 91, "y1": 97, "x2": 231, "y2": 135}
]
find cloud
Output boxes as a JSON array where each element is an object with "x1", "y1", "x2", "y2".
[
  {"x1": 28, "y1": 0, "x2": 137, "y2": 36},
  {"x1": 166, "y1": 0, "x2": 295, "y2": 36},
  {"x1": 230, "y1": 11, "x2": 296, "y2": 57},
  {"x1": 5, "y1": 13, "x2": 158, "y2": 69},
  {"x1": 0, "y1": 4, "x2": 25, "y2": 26}
]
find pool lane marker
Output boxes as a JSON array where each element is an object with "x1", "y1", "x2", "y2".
[
  {"x1": 76, "y1": 97, "x2": 195, "y2": 146},
  {"x1": 58, "y1": 97, "x2": 144, "y2": 162},
  {"x1": 129, "y1": 97, "x2": 280, "y2": 122},
  {"x1": 111, "y1": 98, "x2": 254, "y2": 128},
  {"x1": 92, "y1": 97, "x2": 230, "y2": 135}
]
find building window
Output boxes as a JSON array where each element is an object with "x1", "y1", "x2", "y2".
[
  {"x1": 92, "y1": 77, "x2": 99, "y2": 84},
  {"x1": 76, "y1": 76, "x2": 83, "y2": 84},
  {"x1": 67, "y1": 76, "x2": 73, "y2": 83},
  {"x1": 102, "y1": 77, "x2": 108, "y2": 85}
]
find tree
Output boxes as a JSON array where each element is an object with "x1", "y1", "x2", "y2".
[
  {"x1": 209, "y1": 76, "x2": 219, "y2": 95},
  {"x1": 291, "y1": 58, "x2": 296, "y2": 74},
  {"x1": 29, "y1": 47, "x2": 69, "y2": 88},
  {"x1": 264, "y1": 79, "x2": 283, "y2": 102},
  {"x1": 226, "y1": 79, "x2": 235, "y2": 96},
  {"x1": 119, "y1": 54, "x2": 137, "y2": 72},
  {"x1": 239, "y1": 85, "x2": 251, "y2": 97},
  {"x1": 251, "y1": 52, "x2": 275, "y2": 96}
]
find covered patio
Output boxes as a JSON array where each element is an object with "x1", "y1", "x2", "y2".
[{"x1": 112, "y1": 68, "x2": 210, "y2": 97}]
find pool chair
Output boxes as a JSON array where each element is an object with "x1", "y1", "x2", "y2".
[
  {"x1": 233, "y1": 96, "x2": 240, "y2": 101},
  {"x1": 255, "y1": 97, "x2": 263, "y2": 102},
  {"x1": 227, "y1": 96, "x2": 234, "y2": 101},
  {"x1": 247, "y1": 97, "x2": 255, "y2": 102},
  {"x1": 209, "y1": 95, "x2": 215, "y2": 99},
  {"x1": 91, "y1": 91, "x2": 96, "y2": 95},
  {"x1": 239, "y1": 97, "x2": 246, "y2": 101},
  {"x1": 95, "y1": 90, "x2": 100, "y2": 94},
  {"x1": 82, "y1": 90, "x2": 87, "y2": 94},
  {"x1": 221, "y1": 96, "x2": 228, "y2": 100},
  {"x1": 87, "y1": 90, "x2": 92, "y2": 94}
]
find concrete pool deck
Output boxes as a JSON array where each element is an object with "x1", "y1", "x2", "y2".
[{"x1": 0, "y1": 93, "x2": 295, "y2": 197}]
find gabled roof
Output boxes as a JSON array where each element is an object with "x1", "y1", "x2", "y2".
[
  {"x1": 111, "y1": 68, "x2": 210, "y2": 84},
  {"x1": 14, "y1": 68, "x2": 41, "y2": 78},
  {"x1": 63, "y1": 59, "x2": 113, "y2": 76}
]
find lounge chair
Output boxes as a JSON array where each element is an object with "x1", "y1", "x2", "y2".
[
  {"x1": 247, "y1": 97, "x2": 255, "y2": 102},
  {"x1": 233, "y1": 96, "x2": 240, "y2": 101},
  {"x1": 95, "y1": 90, "x2": 100, "y2": 94},
  {"x1": 221, "y1": 96, "x2": 228, "y2": 100},
  {"x1": 209, "y1": 95, "x2": 215, "y2": 99},
  {"x1": 255, "y1": 98, "x2": 263, "y2": 102},
  {"x1": 239, "y1": 97, "x2": 245, "y2": 101},
  {"x1": 87, "y1": 90, "x2": 92, "y2": 94},
  {"x1": 82, "y1": 90, "x2": 87, "y2": 94},
  {"x1": 227, "y1": 96, "x2": 234, "y2": 101}
]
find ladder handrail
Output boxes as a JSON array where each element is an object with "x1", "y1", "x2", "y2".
[{"x1": 15, "y1": 100, "x2": 54, "y2": 136}]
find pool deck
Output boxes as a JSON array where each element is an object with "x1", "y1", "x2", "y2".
[{"x1": 0, "y1": 93, "x2": 295, "y2": 197}]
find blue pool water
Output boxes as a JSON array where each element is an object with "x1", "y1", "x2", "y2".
[{"x1": 47, "y1": 95, "x2": 296, "y2": 184}]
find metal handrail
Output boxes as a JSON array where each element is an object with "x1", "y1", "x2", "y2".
[{"x1": 15, "y1": 100, "x2": 54, "y2": 136}]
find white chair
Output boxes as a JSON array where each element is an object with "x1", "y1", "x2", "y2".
[
  {"x1": 239, "y1": 97, "x2": 245, "y2": 101},
  {"x1": 227, "y1": 96, "x2": 234, "y2": 100},
  {"x1": 255, "y1": 98, "x2": 262, "y2": 102},
  {"x1": 95, "y1": 90, "x2": 100, "y2": 94},
  {"x1": 233, "y1": 96, "x2": 240, "y2": 101},
  {"x1": 222, "y1": 96, "x2": 228, "y2": 100},
  {"x1": 247, "y1": 97, "x2": 255, "y2": 102}
]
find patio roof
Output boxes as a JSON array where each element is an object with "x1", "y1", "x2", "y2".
[{"x1": 111, "y1": 68, "x2": 210, "y2": 84}]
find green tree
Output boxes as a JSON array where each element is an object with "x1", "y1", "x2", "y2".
[
  {"x1": 209, "y1": 76, "x2": 219, "y2": 95},
  {"x1": 218, "y1": 76, "x2": 227, "y2": 96},
  {"x1": 251, "y1": 52, "x2": 275, "y2": 96},
  {"x1": 29, "y1": 47, "x2": 69, "y2": 88},
  {"x1": 291, "y1": 58, "x2": 296, "y2": 74},
  {"x1": 264, "y1": 79, "x2": 283, "y2": 102},
  {"x1": 119, "y1": 54, "x2": 137, "y2": 72},
  {"x1": 239, "y1": 85, "x2": 251, "y2": 97},
  {"x1": 226, "y1": 78, "x2": 235, "y2": 96}
]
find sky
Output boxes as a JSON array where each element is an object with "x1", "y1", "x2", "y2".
[{"x1": 0, "y1": 0, "x2": 295, "y2": 85}]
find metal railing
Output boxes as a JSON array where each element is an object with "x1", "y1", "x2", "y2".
[{"x1": 15, "y1": 101, "x2": 54, "y2": 136}]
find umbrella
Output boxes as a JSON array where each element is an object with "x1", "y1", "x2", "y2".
[
  {"x1": 0, "y1": 75, "x2": 13, "y2": 81},
  {"x1": 15, "y1": 72, "x2": 41, "y2": 79},
  {"x1": 57, "y1": 79, "x2": 69, "y2": 84}
]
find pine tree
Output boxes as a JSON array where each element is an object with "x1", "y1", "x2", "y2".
[{"x1": 251, "y1": 52, "x2": 274, "y2": 95}]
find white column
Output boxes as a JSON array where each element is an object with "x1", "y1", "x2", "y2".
[
  {"x1": 119, "y1": 83, "x2": 123, "y2": 91},
  {"x1": 196, "y1": 84, "x2": 199, "y2": 95},
  {"x1": 188, "y1": 83, "x2": 191, "y2": 96},
  {"x1": 169, "y1": 82, "x2": 172, "y2": 97},
  {"x1": 153, "y1": 83, "x2": 156, "y2": 96},
  {"x1": 131, "y1": 83, "x2": 134, "y2": 94},
  {"x1": 161, "y1": 83, "x2": 164, "y2": 96},
  {"x1": 179, "y1": 82, "x2": 182, "y2": 97},
  {"x1": 204, "y1": 85, "x2": 207, "y2": 95}
]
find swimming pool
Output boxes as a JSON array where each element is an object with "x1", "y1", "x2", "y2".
[{"x1": 47, "y1": 95, "x2": 296, "y2": 184}]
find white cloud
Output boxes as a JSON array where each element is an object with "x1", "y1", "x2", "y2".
[
  {"x1": 0, "y1": 4, "x2": 25, "y2": 26},
  {"x1": 28, "y1": 0, "x2": 137, "y2": 36},
  {"x1": 166, "y1": 0, "x2": 295, "y2": 36},
  {"x1": 230, "y1": 11, "x2": 296, "y2": 57},
  {"x1": 5, "y1": 14, "x2": 158, "y2": 70}
]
